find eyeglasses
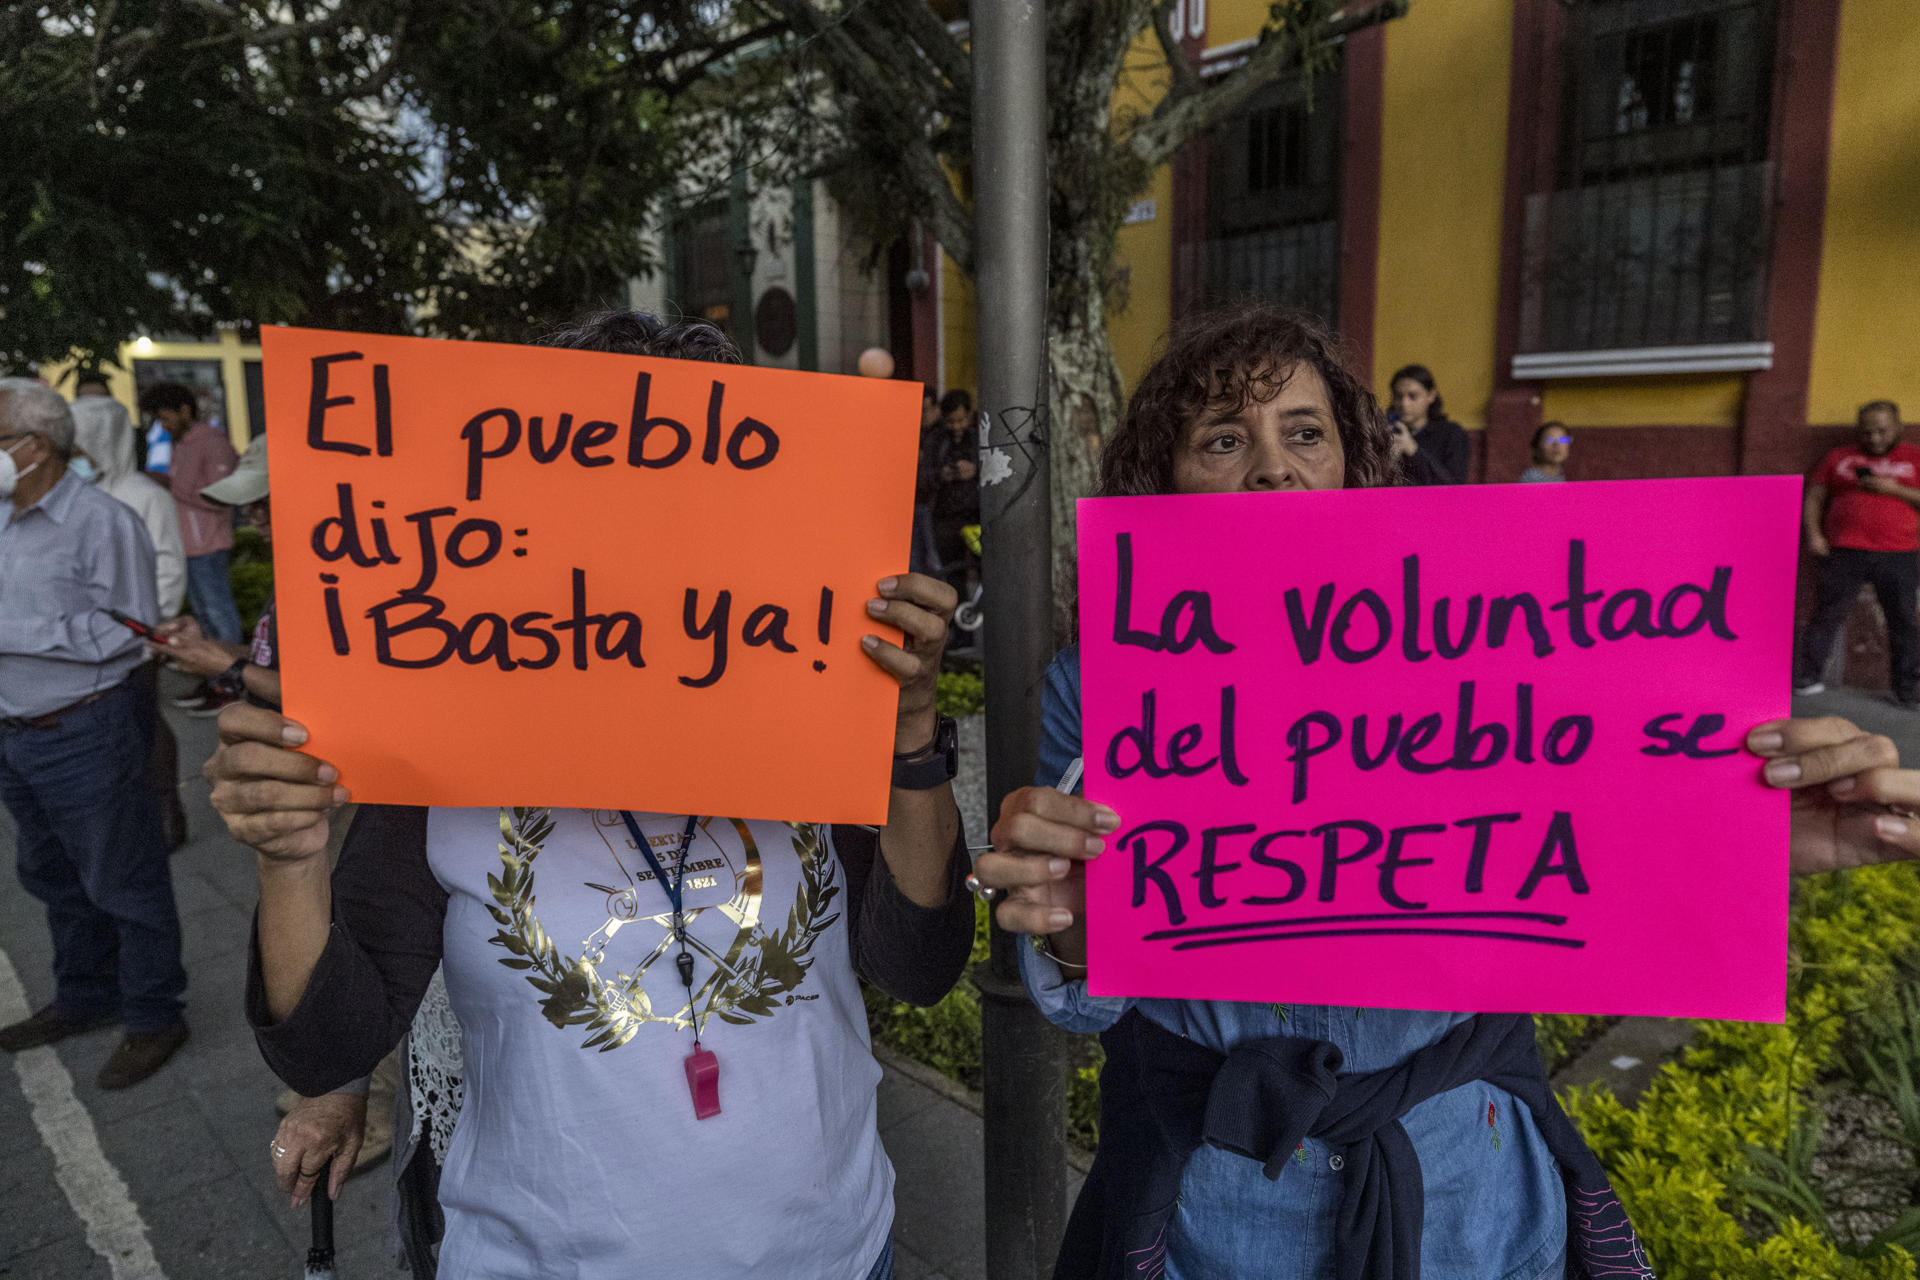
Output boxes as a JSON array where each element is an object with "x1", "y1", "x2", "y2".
[{"x1": 1541, "y1": 434, "x2": 1571, "y2": 445}]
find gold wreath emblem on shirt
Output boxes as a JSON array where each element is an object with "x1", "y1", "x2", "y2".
[{"x1": 486, "y1": 808, "x2": 841, "y2": 1051}]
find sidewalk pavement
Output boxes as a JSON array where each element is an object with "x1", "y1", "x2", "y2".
[{"x1": 0, "y1": 675, "x2": 1013, "y2": 1279}]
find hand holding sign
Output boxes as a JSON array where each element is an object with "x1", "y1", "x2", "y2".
[{"x1": 1750, "y1": 716, "x2": 1920, "y2": 875}]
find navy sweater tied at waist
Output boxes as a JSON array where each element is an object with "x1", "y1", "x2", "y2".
[{"x1": 1056, "y1": 1009, "x2": 1656, "y2": 1280}]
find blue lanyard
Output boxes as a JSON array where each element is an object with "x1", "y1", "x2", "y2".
[
  {"x1": 621, "y1": 811, "x2": 701, "y2": 916},
  {"x1": 620, "y1": 811, "x2": 705, "y2": 1042}
]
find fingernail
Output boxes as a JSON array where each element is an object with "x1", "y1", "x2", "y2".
[
  {"x1": 333, "y1": 787, "x2": 350, "y2": 805},
  {"x1": 878, "y1": 576, "x2": 899, "y2": 593},
  {"x1": 1880, "y1": 816, "x2": 1910, "y2": 840},
  {"x1": 1092, "y1": 806, "x2": 1121, "y2": 833},
  {"x1": 1048, "y1": 858, "x2": 1071, "y2": 877},
  {"x1": 1083, "y1": 836, "x2": 1104, "y2": 856},
  {"x1": 860, "y1": 635, "x2": 880, "y2": 651},
  {"x1": 1048, "y1": 909, "x2": 1073, "y2": 928},
  {"x1": 316, "y1": 764, "x2": 338, "y2": 784},
  {"x1": 281, "y1": 723, "x2": 308, "y2": 746},
  {"x1": 1829, "y1": 776, "x2": 1857, "y2": 797},
  {"x1": 1764, "y1": 760, "x2": 1801, "y2": 785},
  {"x1": 866, "y1": 598, "x2": 887, "y2": 616},
  {"x1": 1748, "y1": 731, "x2": 1785, "y2": 753}
]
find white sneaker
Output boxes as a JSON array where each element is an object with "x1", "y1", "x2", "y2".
[{"x1": 1793, "y1": 681, "x2": 1826, "y2": 696}]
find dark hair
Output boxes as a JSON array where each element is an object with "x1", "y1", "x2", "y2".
[
  {"x1": 1099, "y1": 303, "x2": 1394, "y2": 497},
  {"x1": 1388, "y1": 363, "x2": 1445, "y2": 420},
  {"x1": 138, "y1": 381, "x2": 197, "y2": 417},
  {"x1": 939, "y1": 388, "x2": 973, "y2": 416},
  {"x1": 1860, "y1": 399, "x2": 1902, "y2": 425},
  {"x1": 540, "y1": 309, "x2": 741, "y2": 364},
  {"x1": 922, "y1": 383, "x2": 939, "y2": 404},
  {"x1": 1531, "y1": 420, "x2": 1570, "y2": 450},
  {"x1": 73, "y1": 371, "x2": 110, "y2": 393}
]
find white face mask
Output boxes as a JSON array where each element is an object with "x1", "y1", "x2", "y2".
[
  {"x1": 69, "y1": 455, "x2": 100, "y2": 484},
  {"x1": 0, "y1": 437, "x2": 38, "y2": 501}
]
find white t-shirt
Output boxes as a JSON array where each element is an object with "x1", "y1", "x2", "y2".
[{"x1": 426, "y1": 807, "x2": 893, "y2": 1279}]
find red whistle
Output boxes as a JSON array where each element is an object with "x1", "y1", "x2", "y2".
[{"x1": 685, "y1": 1046, "x2": 721, "y2": 1119}]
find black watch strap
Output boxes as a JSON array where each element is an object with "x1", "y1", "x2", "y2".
[
  {"x1": 892, "y1": 715, "x2": 959, "y2": 790},
  {"x1": 212, "y1": 658, "x2": 249, "y2": 697}
]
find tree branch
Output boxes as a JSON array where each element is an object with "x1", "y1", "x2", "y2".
[
  {"x1": 1126, "y1": 0, "x2": 1405, "y2": 171},
  {"x1": 1150, "y1": 0, "x2": 1200, "y2": 102},
  {"x1": 880, "y1": 0, "x2": 972, "y2": 99},
  {"x1": 761, "y1": 0, "x2": 973, "y2": 270},
  {"x1": 650, "y1": 20, "x2": 797, "y2": 98}
]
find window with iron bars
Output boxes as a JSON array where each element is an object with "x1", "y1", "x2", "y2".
[
  {"x1": 1519, "y1": 0, "x2": 1777, "y2": 357},
  {"x1": 1183, "y1": 60, "x2": 1342, "y2": 328}
]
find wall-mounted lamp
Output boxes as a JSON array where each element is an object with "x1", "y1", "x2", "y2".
[{"x1": 734, "y1": 238, "x2": 759, "y2": 279}]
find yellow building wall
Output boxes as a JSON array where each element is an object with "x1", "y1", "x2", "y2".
[
  {"x1": 1808, "y1": 0, "x2": 1920, "y2": 426},
  {"x1": 1541, "y1": 376, "x2": 1747, "y2": 428},
  {"x1": 1370, "y1": 0, "x2": 1511, "y2": 428},
  {"x1": 41, "y1": 330, "x2": 259, "y2": 450},
  {"x1": 1107, "y1": 20, "x2": 1180, "y2": 394},
  {"x1": 941, "y1": 251, "x2": 978, "y2": 399},
  {"x1": 1111, "y1": 163, "x2": 1177, "y2": 393},
  {"x1": 1205, "y1": 2, "x2": 1266, "y2": 52}
]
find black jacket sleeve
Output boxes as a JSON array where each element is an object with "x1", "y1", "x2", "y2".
[
  {"x1": 246, "y1": 804, "x2": 446, "y2": 1096},
  {"x1": 1406, "y1": 417, "x2": 1471, "y2": 485},
  {"x1": 833, "y1": 820, "x2": 974, "y2": 1008}
]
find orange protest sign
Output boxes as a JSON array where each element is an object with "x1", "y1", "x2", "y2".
[{"x1": 261, "y1": 326, "x2": 920, "y2": 823}]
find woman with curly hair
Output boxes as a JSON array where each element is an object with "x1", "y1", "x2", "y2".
[{"x1": 971, "y1": 303, "x2": 1920, "y2": 1280}]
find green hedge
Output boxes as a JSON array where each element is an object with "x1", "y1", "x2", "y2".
[
  {"x1": 936, "y1": 666, "x2": 985, "y2": 718},
  {"x1": 1566, "y1": 864, "x2": 1920, "y2": 1278},
  {"x1": 864, "y1": 898, "x2": 1106, "y2": 1150},
  {"x1": 230, "y1": 525, "x2": 274, "y2": 635}
]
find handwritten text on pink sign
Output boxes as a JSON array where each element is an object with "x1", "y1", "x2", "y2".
[{"x1": 1078, "y1": 478, "x2": 1800, "y2": 1021}]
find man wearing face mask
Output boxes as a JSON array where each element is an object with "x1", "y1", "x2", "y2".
[{"x1": 0, "y1": 379, "x2": 190, "y2": 1088}]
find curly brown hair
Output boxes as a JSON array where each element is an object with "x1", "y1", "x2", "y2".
[{"x1": 1097, "y1": 303, "x2": 1395, "y2": 497}]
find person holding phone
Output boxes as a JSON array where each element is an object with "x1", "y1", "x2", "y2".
[
  {"x1": 0, "y1": 379, "x2": 190, "y2": 1088},
  {"x1": 1387, "y1": 363, "x2": 1470, "y2": 485}
]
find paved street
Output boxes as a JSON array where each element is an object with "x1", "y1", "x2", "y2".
[{"x1": 0, "y1": 673, "x2": 1015, "y2": 1280}]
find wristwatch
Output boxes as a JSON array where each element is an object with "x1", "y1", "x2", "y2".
[
  {"x1": 211, "y1": 658, "x2": 250, "y2": 699},
  {"x1": 892, "y1": 715, "x2": 959, "y2": 790}
]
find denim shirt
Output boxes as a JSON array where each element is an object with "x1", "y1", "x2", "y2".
[{"x1": 1022, "y1": 646, "x2": 1568, "y2": 1280}]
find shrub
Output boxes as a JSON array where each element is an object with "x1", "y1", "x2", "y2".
[
  {"x1": 1566, "y1": 863, "x2": 1920, "y2": 1278},
  {"x1": 937, "y1": 666, "x2": 985, "y2": 718},
  {"x1": 229, "y1": 524, "x2": 274, "y2": 635}
]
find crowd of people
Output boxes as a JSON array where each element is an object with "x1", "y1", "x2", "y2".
[{"x1": 0, "y1": 304, "x2": 1916, "y2": 1279}]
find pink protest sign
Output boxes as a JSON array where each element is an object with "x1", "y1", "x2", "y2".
[{"x1": 1077, "y1": 476, "x2": 1802, "y2": 1021}]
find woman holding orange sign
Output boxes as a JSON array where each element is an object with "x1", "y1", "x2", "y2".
[
  {"x1": 208, "y1": 312, "x2": 972, "y2": 1280},
  {"x1": 968, "y1": 303, "x2": 1920, "y2": 1280}
]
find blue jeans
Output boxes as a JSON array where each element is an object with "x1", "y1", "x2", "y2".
[
  {"x1": 186, "y1": 548, "x2": 244, "y2": 646},
  {"x1": 0, "y1": 681, "x2": 186, "y2": 1032},
  {"x1": 862, "y1": 1239, "x2": 894, "y2": 1280}
]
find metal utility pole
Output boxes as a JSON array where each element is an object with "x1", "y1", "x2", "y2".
[{"x1": 970, "y1": 0, "x2": 1067, "y2": 1277}]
